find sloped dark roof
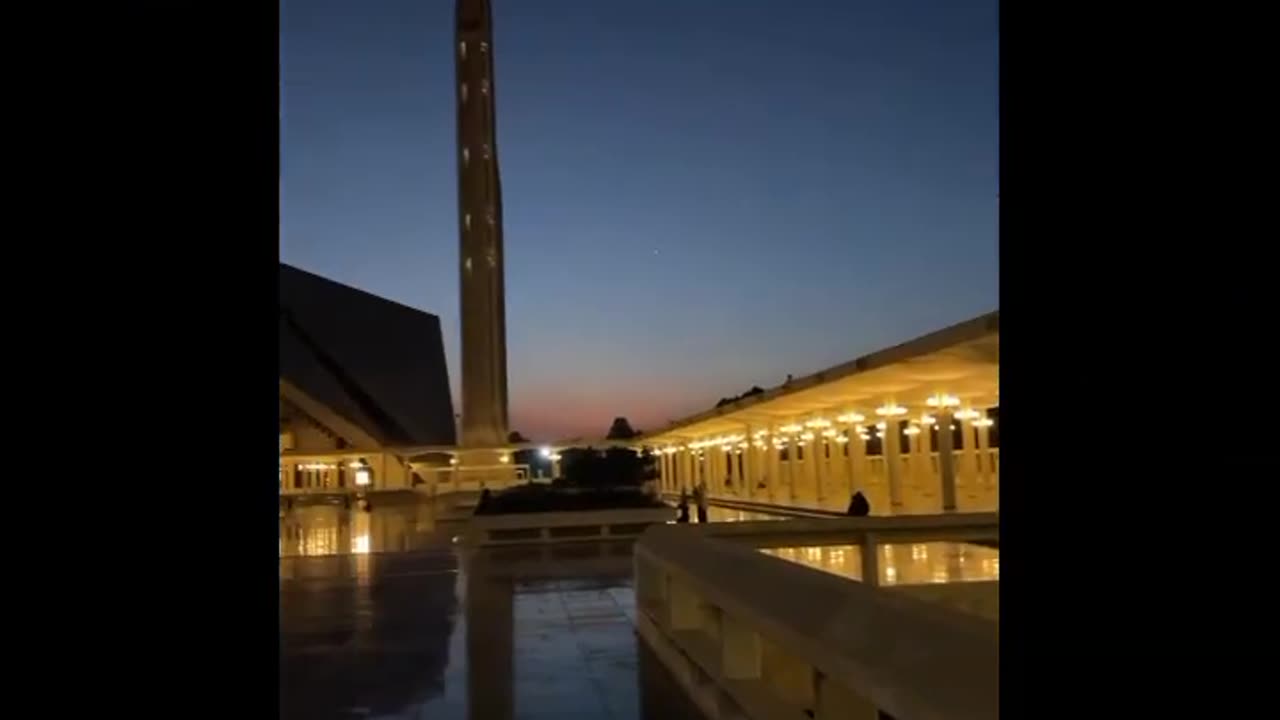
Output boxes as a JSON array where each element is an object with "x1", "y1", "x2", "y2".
[{"x1": 279, "y1": 263, "x2": 457, "y2": 447}]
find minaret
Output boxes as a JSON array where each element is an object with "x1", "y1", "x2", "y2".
[{"x1": 456, "y1": 0, "x2": 509, "y2": 450}]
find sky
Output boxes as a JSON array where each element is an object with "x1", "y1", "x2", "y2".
[{"x1": 281, "y1": 0, "x2": 998, "y2": 441}]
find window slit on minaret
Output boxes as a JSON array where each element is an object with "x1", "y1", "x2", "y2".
[
  {"x1": 460, "y1": 83, "x2": 468, "y2": 103},
  {"x1": 481, "y1": 78, "x2": 489, "y2": 95},
  {"x1": 464, "y1": 213, "x2": 471, "y2": 231},
  {"x1": 460, "y1": 41, "x2": 467, "y2": 59}
]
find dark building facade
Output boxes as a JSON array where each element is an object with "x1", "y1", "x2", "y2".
[{"x1": 279, "y1": 263, "x2": 456, "y2": 491}]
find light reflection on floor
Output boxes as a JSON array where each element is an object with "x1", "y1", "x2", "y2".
[
  {"x1": 279, "y1": 497, "x2": 744, "y2": 719},
  {"x1": 760, "y1": 541, "x2": 999, "y2": 585},
  {"x1": 279, "y1": 497, "x2": 456, "y2": 558}
]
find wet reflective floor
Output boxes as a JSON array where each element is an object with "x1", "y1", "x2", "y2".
[
  {"x1": 280, "y1": 497, "x2": 708, "y2": 719},
  {"x1": 280, "y1": 497, "x2": 992, "y2": 718},
  {"x1": 760, "y1": 541, "x2": 999, "y2": 586}
]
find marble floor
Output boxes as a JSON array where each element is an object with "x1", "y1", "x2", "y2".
[{"x1": 280, "y1": 499, "x2": 707, "y2": 719}]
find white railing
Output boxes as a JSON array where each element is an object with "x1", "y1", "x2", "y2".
[{"x1": 634, "y1": 515, "x2": 998, "y2": 720}]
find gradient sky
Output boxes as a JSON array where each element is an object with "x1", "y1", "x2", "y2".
[{"x1": 281, "y1": 0, "x2": 998, "y2": 441}]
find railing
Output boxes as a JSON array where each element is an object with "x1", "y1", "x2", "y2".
[
  {"x1": 464, "y1": 506, "x2": 676, "y2": 547},
  {"x1": 634, "y1": 515, "x2": 999, "y2": 720}
]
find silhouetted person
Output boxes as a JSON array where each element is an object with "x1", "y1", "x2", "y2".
[
  {"x1": 677, "y1": 491, "x2": 690, "y2": 523},
  {"x1": 846, "y1": 491, "x2": 871, "y2": 517},
  {"x1": 477, "y1": 488, "x2": 492, "y2": 513},
  {"x1": 694, "y1": 481, "x2": 709, "y2": 523}
]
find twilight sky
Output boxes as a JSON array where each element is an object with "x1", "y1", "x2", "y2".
[{"x1": 280, "y1": 0, "x2": 998, "y2": 441}]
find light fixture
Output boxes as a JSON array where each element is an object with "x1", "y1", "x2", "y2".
[
  {"x1": 835, "y1": 435, "x2": 849, "y2": 444},
  {"x1": 804, "y1": 418, "x2": 831, "y2": 428},
  {"x1": 926, "y1": 394, "x2": 961, "y2": 408},
  {"x1": 779, "y1": 423, "x2": 803, "y2": 433},
  {"x1": 955, "y1": 409, "x2": 981, "y2": 421},
  {"x1": 876, "y1": 403, "x2": 908, "y2": 417},
  {"x1": 973, "y1": 418, "x2": 995, "y2": 428},
  {"x1": 449, "y1": 458, "x2": 458, "y2": 465},
  {"x1": 904, "y1": 426, "x2": 921, "y2": 436},
  {"x1": 539, "y1": 447, "x2": 552, "y2": 458},
  {"x1": 800, "y1": 431, "x2": 815, "y2": 441},
  {"x1": 875, "y1": 422, "x2": 887, "y2": 430},
  {"x1": 355, "y1": 469, "x2": 371, "y2": 486},
  {"x1": 921, "y1": 415, "x2": 936, "y2": 425},
  {"x1": 499, "y1": 455, "x2": 510, "y2": 464},
  {"x1": 821, "y1": 429, "x2": 838, "y2": 438},
  {"x1": 837, "y1": 412, "x2": 865, "y2": 423}
]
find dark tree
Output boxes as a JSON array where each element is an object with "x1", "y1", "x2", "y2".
[
  {"x1": 606, "y1": 417, "x2": 638, "y2": 440},
  {"x1": 507, "y1": 430, "x2": 528, "y2": 444}
]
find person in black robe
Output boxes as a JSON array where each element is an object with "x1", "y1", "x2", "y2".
[{"x1": 846, "y1": 491, "x2": 870, "y2": 517}]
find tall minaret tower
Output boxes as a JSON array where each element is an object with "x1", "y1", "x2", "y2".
[{"x1": 456, "y1": 0, "x2": 509, "y2": 450}]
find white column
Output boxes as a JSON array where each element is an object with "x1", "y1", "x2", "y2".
[
  {"x1": 769, "y1": 442, "x2": 781, "y2": 503},
  {"x1": 884, "y1": 420, "x2": 904, "y2": 511},
  {"x1": 936, "y1": 411, "x2": 958, "y2": 511},
  {"x1": 803, "y1": 440, "x2": 819, "y2": 505},
  {"x1": 976, "y1": 419, "x2": 993, "y2": 489},
  {"x1": 778, "y1": 443, "x2": 788, "y2": 499},
  {"x1": 848, "y1": 430, "x2": 866, "y2": 497},
  {"x1": 814, "y1": 441, "x2": 828, "y2": 507},
  {"x1": 906, "y1": 426, "x2": 924, "y2": 502},
  {"x1": 959, "y1": 417, "x2": 979, "y2": 496},
  {"x1": 830, "y1": 438, "x2": 847, "y2": 507},
  {"x1": 918, "y1": 421, "x2": 934, "y2": 491}
]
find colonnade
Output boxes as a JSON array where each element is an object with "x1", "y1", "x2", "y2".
[{"x1": 650, "y1": 399, "x2": 998, "y2": 515}]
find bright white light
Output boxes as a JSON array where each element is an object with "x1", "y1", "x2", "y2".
[
  {"x1": 539, "y1": 447, "x2": 552, "y2": 458},
  {"x1": 837, "y1": 412, "x2": 865, "y2": 424},
  {"x1": 926, "y1": 394, "x2": 961, "y2": 408},
  {"x1": 876, "y1": 404, "x2": 908, "y2": 417},
  {"x1": 355, "y1": 469, "x2": 371, "y2": 486}
]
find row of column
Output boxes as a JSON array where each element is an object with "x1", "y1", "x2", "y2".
[{"x1": 654, "y1": 412, "x2": 997, "y2": 512}]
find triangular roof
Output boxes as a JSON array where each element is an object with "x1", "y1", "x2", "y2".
[{"x1": 279, "y1": 263, "x2": 457, "y2": 447}]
